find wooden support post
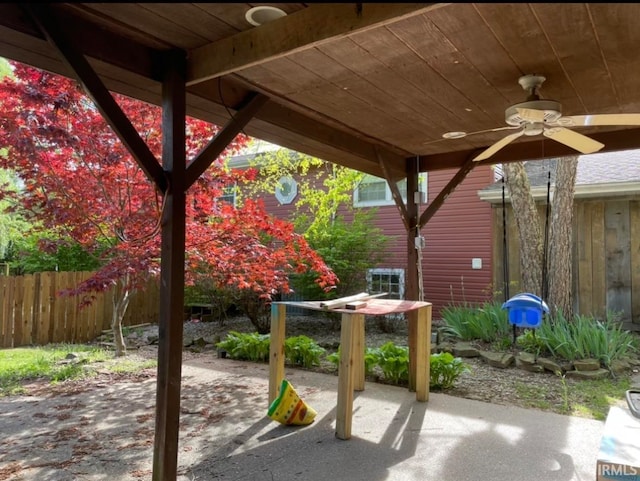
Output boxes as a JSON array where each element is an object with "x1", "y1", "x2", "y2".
[
  {"x1": 152, "y1": 49, "x2": 187, "y2": 481},
  {"x1": 269, "y1": 303, "x2": 286, "y2": 404},
  {"x1": 406, "y1": 158, "x2": 420, "y2": 392}
]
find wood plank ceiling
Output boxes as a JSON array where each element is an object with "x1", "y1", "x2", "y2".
[{"x1": 1, "y1": 3, "x2": 640, "y2": 180}]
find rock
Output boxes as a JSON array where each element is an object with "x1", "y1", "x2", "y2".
[
  {"x1": 452, "y1": 342, "x2": 480, "y2": 358},
  {"x1": 193, "y1": 337, "x2": 208, "y2": 348},
  {"x1": 517, "y1": 352, "x2": 536, "y2": 365},
  {"x1": 437, "y1": 342, "x2": 455, "y2": 354},
  {"x1": 65, "y1": 352, "x2": 80, "y2": 360},
  {"x1": 515, "y1": 353, "x2": 544, "y2": 372},
  {"x1": 537, "y1": 357, "x2": 564, "y2": 375},
  {"x1": 516, "y1": 361, "x2": 545, "y2": 373},
  {"x1": 479, "y1": 350, "x2": 515, "y2": 368},
  {"x1": 609, "y1": 359, "x2": 630, "y2": 375},
  {"x1": 182, "y1": 336, "x2": 194, "y2": 347},
  {"x1": 574, "y1": 359, "x2": 601, "y2": 371},
  {"x1": 147, "y1": 335, "x2": 159, "y2": 345},
  {"x1": 565, "y1": 368, "x2": 609, "y2": 380}
]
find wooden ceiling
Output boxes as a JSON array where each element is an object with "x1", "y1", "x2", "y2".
[{"x1": 2, "y1": 3, "x2": 640, "y2": 180}]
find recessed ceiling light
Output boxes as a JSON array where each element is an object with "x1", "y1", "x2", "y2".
[{"x1": 245, "y1": 6, "x2": 287, "y2": 27}]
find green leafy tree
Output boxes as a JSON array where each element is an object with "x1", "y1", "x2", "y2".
[{"x1": 246, "y1": 146, "x2": 389, "y2": 300}]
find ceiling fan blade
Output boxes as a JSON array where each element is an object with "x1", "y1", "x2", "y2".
[
  {"x1": 473, "y1": 130, "x2": 524, "y2": 161},
  {"x1": 543, "y1": 127, "x2": 604, "y2": 154},
  {"x1": 560, "y1": 113, "x2": 640, "y2": 127},
  {"x1": 516, "y1": 107, "x2": 546, "y2": 123},
  {"x1": 426, "y1": 125, "x2": 519, "y2": 146}
]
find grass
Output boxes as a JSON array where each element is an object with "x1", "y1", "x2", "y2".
[
  {"x1": 514, "y1": 376, "x2": 632, "y2": 420},
  {"x1": 0, "y1": 344, "x2": 156, "y2": 396}
]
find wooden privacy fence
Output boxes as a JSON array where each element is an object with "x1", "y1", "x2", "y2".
[
  {"x1": 493, "y1": 198, "x2": 640, "y2": 331},
  {"x1": 0, "y1": 271, "x2": 160, "y2": 348}
]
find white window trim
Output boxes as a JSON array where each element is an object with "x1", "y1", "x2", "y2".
[
  {"x1": 275, "y1": 176, "x2": 298, "y2": 204},
  {"x1": 367, "y1": 268, "x2": 405, "y2": 300},
  {"x1": 354, "y1": 173, "x2": 428, "y2": 208}
]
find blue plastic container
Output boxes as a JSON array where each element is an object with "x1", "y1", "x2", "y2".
[{"x1": 501, "y1": 293, "x2": 549, "y2": 328}]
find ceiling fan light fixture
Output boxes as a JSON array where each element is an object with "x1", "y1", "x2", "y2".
[
  {"x1": 245, "y1": 6, "x2": 287, "y2": 26},
  {"x1": 443, "y1": 131, "x2": 467, "y2": 139}
]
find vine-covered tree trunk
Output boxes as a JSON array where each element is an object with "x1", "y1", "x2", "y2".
[
  {"x1": 504, "y1": 162, "x2": 543, "y2": 295},
  {"x1": 547, "y1": 156, "x2": 578, "y2": 319}
]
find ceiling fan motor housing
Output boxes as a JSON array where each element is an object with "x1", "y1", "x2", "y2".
[{"x1": 505, "y1": 100, "x2": 563, "y2": 126}]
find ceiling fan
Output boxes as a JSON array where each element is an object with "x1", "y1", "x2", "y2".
[{"x1": 442, "y1": 74, "x2": 640, "y2": 161}]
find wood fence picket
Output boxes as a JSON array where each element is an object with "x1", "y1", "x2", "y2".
[{"x1": 0, "y1": 271, "x2": 160, "y2": 348}]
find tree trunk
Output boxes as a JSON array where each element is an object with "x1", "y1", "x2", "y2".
[
  {"x1": 504, "y1": 162, "x2": 543, "y2": 295},
  {"x1": 547, "y1": 155, "x2": 578, "y2": 319},
  {"x1": 112, "y1": 279, "x2": 133, "y2": 357}
]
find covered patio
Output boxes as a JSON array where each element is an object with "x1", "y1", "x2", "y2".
[{"x1": 1, "y1": 3, "x2": 639, "y2": 480}]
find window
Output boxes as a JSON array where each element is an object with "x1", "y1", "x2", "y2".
[
  {"x1": 275, "y1": 176, "x2": 297, "y2": 204},
  {"x1": 217, "y1": 184, "x2": 237, "y2": 207},
  {"x1": 367, "y1": 268, "x2": 405, "y2": 299},
  {"x1": 354, "y1": 174, "x2": 428, "y2": 207}
]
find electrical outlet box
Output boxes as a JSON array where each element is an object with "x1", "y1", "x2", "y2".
[{"x1": 472, "y1": 258, "x2": 482, "y2": 269}]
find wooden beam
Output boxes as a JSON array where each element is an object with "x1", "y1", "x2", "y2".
[
  {"x1": 376, "y1": 147, "x2": 410, "y2": 230},
  {"x1": 152, "y1": 49, "x2": 187, "y2": 481},
  {"x1": 187, "y1": 3, "x2": 445, "y2": 85},
  {"x1": 185, "y1": 92, "x2": 268, "y2": 188},
  {"x1": 2, "y1": 4, "x2": 161, "y2": 80},
  {"x1": 254, "y1": 100, "x2": 408, "y2": 179},
  {"x1": 419, "y1": 155, "x2": 477, "y2": 228},
  {"x1": 24, "y1": 3, "x2": 167, "y2": 192}
]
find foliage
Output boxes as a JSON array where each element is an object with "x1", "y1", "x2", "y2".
[
  {"x1": 326, "y1": 346, "x2": 378, "y2": 377},
  {"x1": 216, "y1": 331, "x2": 270, "y2": 362},
  {"x1": 245, "y1": 147, "x2": 389, "y2": 301},
  {"x1": 429, "y1": 352, "x2": 470, "y2": 390},
  {"x1": 441, "y1": 302, "x2": 510, "y2": 342},
  {"x1": 0, "y1": 61, "x2": 337, "y2": 356},
  {"x1": 516, "y1": 329, "x2": 548, "y2": 356},
  {"x1": 370, "y1": 342, "x2": 410, "y2": 384},
  {"x1": 9, "y1": 231, "x2": 104, "y2": 274},
  {"x1": 284, "y1": 335, "x2": 325, "y2": 368},
  {"x1": 536, "y1": 311, "x2": 639, "y2": 366},
  {"x1": 291, "y1": 210, "x2": 389, "y2": 300}
]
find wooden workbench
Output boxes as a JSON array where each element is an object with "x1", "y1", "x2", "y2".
[{"x1": 269, "y1": 298, "x2": 432, "y2": 439}]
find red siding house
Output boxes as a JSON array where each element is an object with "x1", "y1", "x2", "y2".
[{"x1": 229, "y1": 143, "x2": 495, "y2": 319}]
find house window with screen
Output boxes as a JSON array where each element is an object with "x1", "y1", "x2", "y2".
[
  {"x1": 367, "y1": 268, "x2": 405, "y2": 299},
  {"x1": 354, "y1": 173, "x2": 428, "y2": 207}
]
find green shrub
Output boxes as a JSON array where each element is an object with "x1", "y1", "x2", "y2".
[
  {"x1": 516, "y1": 329, "x2": 547, "y2": 356},
  {"x1": 429, "y1": 352, "x2": 470, "y2": 390},
  {"x1": 537, "y1": 311, "x2": 639, "y2": 366},
  {"x1": 326, "y1": 346, "x2": 378, "y2": 376},
  {"x1": 216, "y1": 331, "x2": 270, "y2": 362},
  {"x1": 370, "y1": 342, "x2": 409, "y2": 384},
  {"x1": 442, "y1": 302, "x2": 510, "y2": 342},
  {"x1": 284, "y1": 335, "x2": 325, "y2": 368}
]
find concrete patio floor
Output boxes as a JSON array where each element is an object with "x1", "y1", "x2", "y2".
[
  {"x1": 187, "y1": 358, "x2": 605, "y2": 481},
  {"x1": 0, "y1": 356, "x2": 606, "y2": 480}
]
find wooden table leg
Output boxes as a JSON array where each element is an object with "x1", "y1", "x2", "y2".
[
  {"x1": 336, "y1": 312, "x2": 361, "y2": 440},
  {"x1": 414, "y1": 304, "x2": 432, "y2": 402},
  {"x1": 269, "y1": 303, "x2": 286, "y2": 405},
  {"x1": 353, "y1": 313, "x2": 365, "y2": 391}
]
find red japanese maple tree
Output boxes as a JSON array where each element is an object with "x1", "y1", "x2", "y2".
[{"x1": 0, "y1": 61, "x2": 337, "y2": 356}]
